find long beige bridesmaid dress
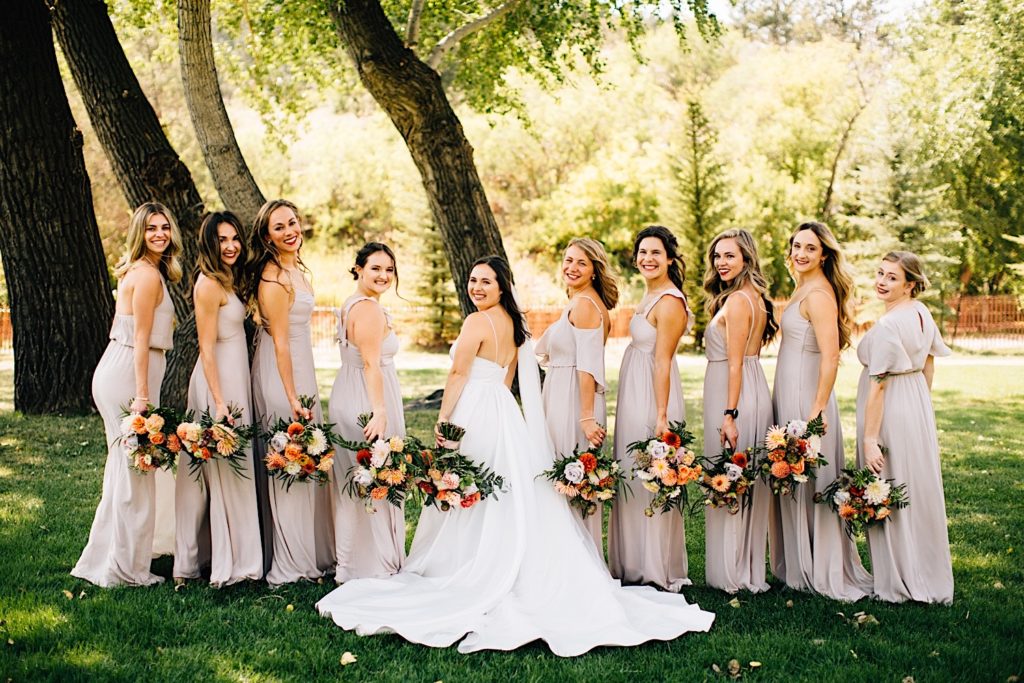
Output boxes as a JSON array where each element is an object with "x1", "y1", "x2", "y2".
[
  {"x1": 856, "y1": 300, "x2": 953, "y2": 604},
  {"x1": 536, "y1": 296, "x2": 607, "y2": 553},
  {"x1": 72, "y1": 278, "x2": 174, "y2": 587},
  {"x1": 608, "y1": 289, "x2": 692, "y2": 591},
  {"x1": 768, "y1": 289, "x2": 872, "y2": 601},
  {"x1": 329, "y1": 296, "x2": 406, "y2": 582},
  {"x1": 173, "y1": 292, "x2": 263, "y2": 586},
  {"x1": 702, "y1": 291, "x2": 773, "y2": 593},
  {"x1": 252, "y1": 287, "x2": 334, "y2": 585}
]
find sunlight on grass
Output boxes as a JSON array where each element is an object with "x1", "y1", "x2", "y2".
[
  {"x1": 0, "y1": 492, "x2": 42, "y2": 525},
  {"x1": 3, "y1": 603, "x2": 68, "y2": 636},
  {"x1": 0, "y1": 465, "x2": 13, "y2": 478},
  {"x1": 62, "y1": 645, "x2": 114, "y2": 670}
]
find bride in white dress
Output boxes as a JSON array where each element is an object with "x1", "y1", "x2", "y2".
[{"x1": 316, "y1": 256, "x2": 715, "y2": 656}]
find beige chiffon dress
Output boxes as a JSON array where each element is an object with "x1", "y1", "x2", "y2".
[
  {"x1": 173, "y1": 293, "x2": 263, "y2": 586},
  {"x1": 328, "y1": 296, "x2": 406, "y2": 582},
  {"x1": 608, "y1": 288, "x2": 692, "y2": 592},
  {"x1": 72, "y1": 279, "x2": 174, "y2": 587},
  {"x1": 856, "y1": 300, "x2": 953, "y2": 604},
  {"x1": 768, "y1": 289, "x2": 872, "y2": 601},
  {"x1": 702, "y1": 292, "x2": 773, "y2": 594},
  {"x1": 252, "y1": 288, "x2": 334, "y2": 585},
  {"x1": 536, "y1": 296, "x2": 607, "y2": 553}
]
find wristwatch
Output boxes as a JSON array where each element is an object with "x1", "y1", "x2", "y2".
[{"x1": 723, "y1": 408, "x2": 739, "y2": 419}]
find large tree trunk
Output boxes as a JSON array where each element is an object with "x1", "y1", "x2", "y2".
[
  {"x1": 0, "y1": 1, "x2": 114, "y2": 414},
  {"x1": 329, "y1": 0, "x2": 508, "y2": 315},
  {"x1": 178, "y1": 0, "x2": 265, "y2": 225},
  {"x1": 52, "y1": 0, "x2": 205, "y2": 410}
]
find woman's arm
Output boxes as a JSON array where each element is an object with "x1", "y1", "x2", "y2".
[
  {"x1": 259, "y1": 273, "x2": 307, "y2": 420},
  {"x1": 349, "y1": 300, "x2": 389, "y2": 441},
  {"x1": 129, "y1": 268, "x2": 162, "y2": 412},
  {"x1": 721, "y1": 294, "x2": 752, "y2": 449},
  {"x1": 862, "y1": 376, "x2": 886, "y2": 474},
  {"x1": 803, "y1": 290, "x2": 841, "y2": 430},
  {"x1": 436, "y1": 314, "x2": 485, "y2": 442},
  {"x1": 923, "y1": 354, "x2": 935, "y2": 390},
  {"x1": 651, "y1": 296, "x2": 687, "y2": 437},
  {"x1": 194, "y1": 276, "x2": 229, "y2": 421},
  {"x1": 570, "y1": 299, "x2": 606, "y2": 446}
]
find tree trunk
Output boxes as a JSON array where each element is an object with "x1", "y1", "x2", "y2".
[
  {"x1": 52, "y1": 0, "x2": 205, "y2": 410},
  {"x1": 0, "y1": 0, "x2": 114, "y2": 414},
  {"x1": 178, "y1": 0, "x2": 265, "y2": 226},
  {"x1": 329, "y1": 0, "x2": 508, "y2": 315}
]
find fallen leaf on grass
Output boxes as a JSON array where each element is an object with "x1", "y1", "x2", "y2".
[
  {"x1": 929, "y1": 651, "x2": 939, "y2": 658},
  {"x1": 785, "y1": 600, "x2": 793, "y2": 608},
  {"x1": 902, "y1": 677, "x2": 915, "y2": 683},
  {"x1": 850, "y1": 650, "x2": 858, "y2": 659},
  {"x1": 993, "y1": 582, "x2": 1005, "y2": 590},
  {"x1": 727, "y1": 659, "x2": 741, "y2": 676},
  {"x1": 339, "y1": 652, "x2": 357, "y2": 666},
  {"x1": 286, "y1": 604, "x2": 295, "y2": 612},
  {"x1": 728, "y1": 597, "x2": 741, "y2": 608},
  {"x1": 77, "y1": 591, "x2": 86, "y2": 600},
  {"x1": 812, "y1": 639, "x2": 825, "y2": 646},
  {"x1": 62, "y1": 590, "x2": 73, "y2": 600},
  {"x1": 749, "y1": 662, "x2": 762, "y2": 669}
]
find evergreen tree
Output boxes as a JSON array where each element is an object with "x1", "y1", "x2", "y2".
[{"x1": 411, "y1": 222, "x2": 462, "y2": 350}]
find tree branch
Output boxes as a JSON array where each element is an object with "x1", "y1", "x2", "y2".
[
  {"x1": 405, "y1": 0, "x2": 426, "y2": 48},
  {"x1": 426, "y1": 0, "x2": 521, "y2": 70}
]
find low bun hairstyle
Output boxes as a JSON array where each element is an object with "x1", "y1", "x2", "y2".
[
  {"x1": 632, "y1": 225, "x2": 685, "y2": 292},
  {"x1": 472, "y1": 255, "x2": 529, "y2": 348},
  {"x1": 882, "y1": 250, "x2": 929, "y2": 298},
  {"x1": 351, "y1": 242, "x2": 401, "y2": 298}
]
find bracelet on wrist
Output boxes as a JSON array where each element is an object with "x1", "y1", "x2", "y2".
[{"x1": 579, "y1": 417, "x2": 596, "y2": 424}]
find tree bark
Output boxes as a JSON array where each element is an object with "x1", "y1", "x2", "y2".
[
  {"x1": 52, "y1": 0, "x2": 205, "y2": 410},
  {"x1": 0, "y1": 0, "x2": 114, "y2": 414},
  {"x1": 329, "y1": 0, "x2": 508, "y2": 315},
  {"x1": 178, "y1": 0, "x2": 265, "y2": 226}
]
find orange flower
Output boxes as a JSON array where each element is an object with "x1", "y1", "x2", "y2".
[
  {"x1": 287, "y1": 422, "x2": 305, "y2": 437},
  {"x1": 420, "y1": 449, "x2": 434, "y2": 467},
  {"x1": 661, "y1": 432, "x2": 682, "y2": 448},
  {"x1": 839, "y1": 503, "x2": 857, "y2": 519},
  {"x1": 370, "y1": 486, "x2": 389, "y2": 500},
  {"x1": 731, "y1": 451, "x2": 748, "y2": 468},
  {"x1": 461, "y1": 492, "x2": 482, "y2": 508},
  {"x1": 379, "y1": 468, "x2": 406, "y2": 485},
  {"x1": 790, "y1": 458, "x2": 806, "y2": 475},
  {"x1": 875, "y1": 507, "x2": 891, "y2": 520},
  {"x1": 265, "y1": 453, "x2": 287, "y2": 470},
  {"x1": 711, "y1": 474, "x2": 731, "y2": 493},
  {"x1": 770, "y1": 460, "x2": 791, "y2": 479},
  {"x1": 579, "y1": 452, "x2": 598, "y2": 473},
  {"x1": 678, "y1": 466, "x2": 693, "y2": 483},
  {"x1": 131, "y1": 415, "x2": 148, "y2": 434},
  {"x1": 166, "y1": 434, "x2": 182, "y2": 453},
  {"x1": 660, "y1": 469, "x2": 678, "y2": 486},
  {"x1": 768, "y1": 449, "x2": 785, "y2": 463},
  {"x1": 149, "y1": 431, "x2": 166, "y2": 445},
  {"x1": 284, "y1": 443, "x2": 304, "y2": 461},
  {"x1": 200, "y1": 447, "x2": 212, "y2": 461}
]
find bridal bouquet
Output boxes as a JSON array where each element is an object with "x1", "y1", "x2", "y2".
[
  {"x1": 755, "y1": 416, "x2": 828, "y2": 496},
  {"x1": 263, "y1": 396, "x2": 339, "y2": 489},
  {"x1": 341, "y1": 413, "x2": 428, "y2": 513},
  {"x1": 176, "y1": 404, "x2": 257, "y2": 483},
  {"x1": 414, "y1": 422, "x2": 505, "y2": 512},
  {"x1": 816, "y1": 466, "x2": 909, "y2": 538},
  {"x1": 628, "y1": 421, "x2": 702, "y2": 516},
  {"x1": 119, "y1": 404, "x2": 181, "y2": 473},
  {"x1": 541, "y1": 443, "x2": 626, "y2": 519},
  {"x1": 697, "y1": 447, "x2": 759, "y2": 514}
]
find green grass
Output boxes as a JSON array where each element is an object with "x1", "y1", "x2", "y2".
[{"x1": 1, "y1": 357, "x2": 1022, "y2": 681}]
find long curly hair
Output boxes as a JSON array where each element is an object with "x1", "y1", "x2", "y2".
[
  {"x1": 788, "y1": 221, "x2": 856, "y2": 350},
  {"x1": 566, "y1": 237, "x2": 619, "y2": 309},
  {"x1": 114, "y1": 202, "x2": 183, "y2": 283},
  {"x1": 702, "y1": 228, "x2": 778, "y2": 347},
  {"x1": 471, "y1": 255, "x2": 529, "y2": 348},
  {"x1": 242, "y1": 199, "x2": 309, "y2": 310}
]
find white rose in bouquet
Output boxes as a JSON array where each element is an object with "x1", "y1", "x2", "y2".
[
  {"x1": 724, "y1": 463, "x2": 744, "y2": 481},
  {"x1": 564, "y1": 461, "x2": 586, "y2": 484},
  {"x1": 370, "y1": 439, "x2": 391, "y2": 468},
  {"x1": 785, "y1": 419, "x2": 808, "y2": 438},
  {"x1": 270, "y1": 432, "x2": 289, "y2": 452}
]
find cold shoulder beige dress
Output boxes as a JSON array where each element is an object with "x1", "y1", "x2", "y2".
[
  {"x1": 328, "y1": 295, "x2": 406, "y2": 582},
  {"x1": 72, "y1": 278, "x2": 174, "y2": 587},
  {"x1": 856, "y1": 300, "x2": 953, "y2": 604},
  {"x1": 536, "y1": 296, "x2": 607, "y2": 553},
  {"x1": 702, "y1": 292, "x2": 773, "y2": 594},
  {"x1": 608, "y1": 288, "x2": 693, "y2": 592}
]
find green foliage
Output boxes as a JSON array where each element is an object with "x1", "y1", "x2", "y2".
[{"x1": 408, "y1": 223, "x2": 462, "y2": 349}]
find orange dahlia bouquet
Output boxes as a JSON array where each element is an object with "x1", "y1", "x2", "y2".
[
  {"x1": 697, "y1": 447, "x2": 760, "y2": 514},
  {"x1": 118, "y1": 404, "x2": 182, "y2": 473},
  {"x1": 413, "y1": 421, "x2": 505, "y2": 513},
  {"x1": 263, "y1": 396, "x2": 341, "y2": 490},
  {"x1": 541, "y1": 442, "x2": 627, "y2": 519},
  {"x1": 340, "y1": 413, "x2": 431, "y2": 513},
  {"x1": 176, "y1": 404, "x2": 258, "y2": 484},
  {"x1": 628, "y1": 421, "x2": 701, "y2": 516},
  {"x1": 755, "y1": 415, "x2": 828, "y2": 496},
  {"x1": 816, "y1": 466, "x2": 909, "y2": 538}
]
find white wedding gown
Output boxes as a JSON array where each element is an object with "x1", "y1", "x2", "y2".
[{"x1": 316, "y1": 340, "x2": 715, "y2": 656}]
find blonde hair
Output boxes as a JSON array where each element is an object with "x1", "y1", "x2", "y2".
[
  {"x1": 114, "y1": 202, "x2": 183, "y2": 283},
  {"x1": 702, "y1": 228, "x2": 778, "y2": 346},
  {"x1": 566, "y1": 237, "x2": 619, "y2": 309},
  {"x1": 882, "y1": 250, "x2": 929, "y2": 298},
  {"x1": 788, "y1": 221, "x2": 856, "y2": 350}
]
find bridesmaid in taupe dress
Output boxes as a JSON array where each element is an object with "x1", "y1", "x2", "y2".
[
  {"x1": 768, "y1": 222, "x2": 872, "y2": 601},
  {"x1": 246, "y1": 199, "x2": 333, "y2": 585},
  {"x1": 536, "y1": 238, "x2": 618, "y2": 553},
  {"x1": 73, "y1": 202, "x2": 182, "y2": 587},
  {"x1": 329, "y1": 243, "x2": 406, "y2": 582},
  {"x1": 173, "y1": 211, "x2": 262, "y2": 587},
  {"x1": 701, "y1": 229, "x2": 776, "y2": 594},
  {"x1": 857, "y1": 251, "x2": 953, "y2": 603},
  {"x1": 608, "y1": 226, "x2": 693, "y2": 592}
]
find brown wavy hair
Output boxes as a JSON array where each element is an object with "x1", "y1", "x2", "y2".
[
  {"x1": 702, "y1": 228, "x2": 778, "y2": 347},
  {"x1": 114, "y1": 202, "x2": 183, "y2": 284},
  {"x1": 788, "y1": 221, "x2": 856, "y2": 350},
  {"x1": 882, "y1": 251, "x2": 929, "y2": 298},
  {"x1": 632, "y1": 225, "x2": 685, "y2": 292},
  {"x1": 194, "y1": 211, "x2": 247, "y2": 294},
  {"x1": 242, "y1": 199, "x2": 309, "y2": 310}
]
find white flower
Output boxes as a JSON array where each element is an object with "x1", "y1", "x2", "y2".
[
  {"x1": 669, "y1": 487, "x2": 682, "y2": 498},
  {"x1": 353, "y1": 467, "x2": 373, "y2": 486},
  {"x1": 285, "y1": 461, "x2": 301, "y2": 476},
  {"x1": 463, "y1": 483, "x2": 479, "y2": 495},
  {"x1": 370, "y1": 439, "x2": 391, "y2": 468},
  {"x1": 785, "y1": 419, "x2": 808, "y2": 438},
  {"x1": 441, "y1": 471, "x2": 461, "y2": 490},
  {"x1": 596, "y1": 489, "x2": 614, "y2": 501},
  {"x1": 792, "y1": 474, "x2": 808, "y2": 483},
  {"x1": 587, "y1": 472, "x2": 601, "y2": 485},
  {"x1": 142, "y1": 453, "x2": 153, "y2": 466},
  {"x1": 806, "y1": 434, "x2": 822, "y2": 456},
  {"x1": 307, "y1": 428, "x2": 328, "y2": 456},
  {"x1": 636, "y1": 469, "x2": 655, "y2": 481},
  {"x1": 833, "y1": 490, "x2": 851, "y2": 506},
  {"x1": 864, "y1": 479, "x2": 891, "y2": 505},
  {"x1": 120, "y1": 415, "x2": 135, "y2": 435},
  {"x1": 123, "y1": 434, "x2": 139, "y2": 452},
  {"x1": 270, "y1": 432, "x2": 289, "y2": 452},
  {"x1": 724, "y1": 463, "x2": 744, "y2": 481},
  {"x1": 642, "y1": 480, "x2": 660, "y2": 493},
  {"x1": 647, "y1": 441, "x2": 670, "y2": 459},
  {"x1": 564, "y1": 461, "x2": 586, "y2": 484}
]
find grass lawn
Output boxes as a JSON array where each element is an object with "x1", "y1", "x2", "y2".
[{"x1": 0, "y1": 355, "x2": 1022, "y2": 681}]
